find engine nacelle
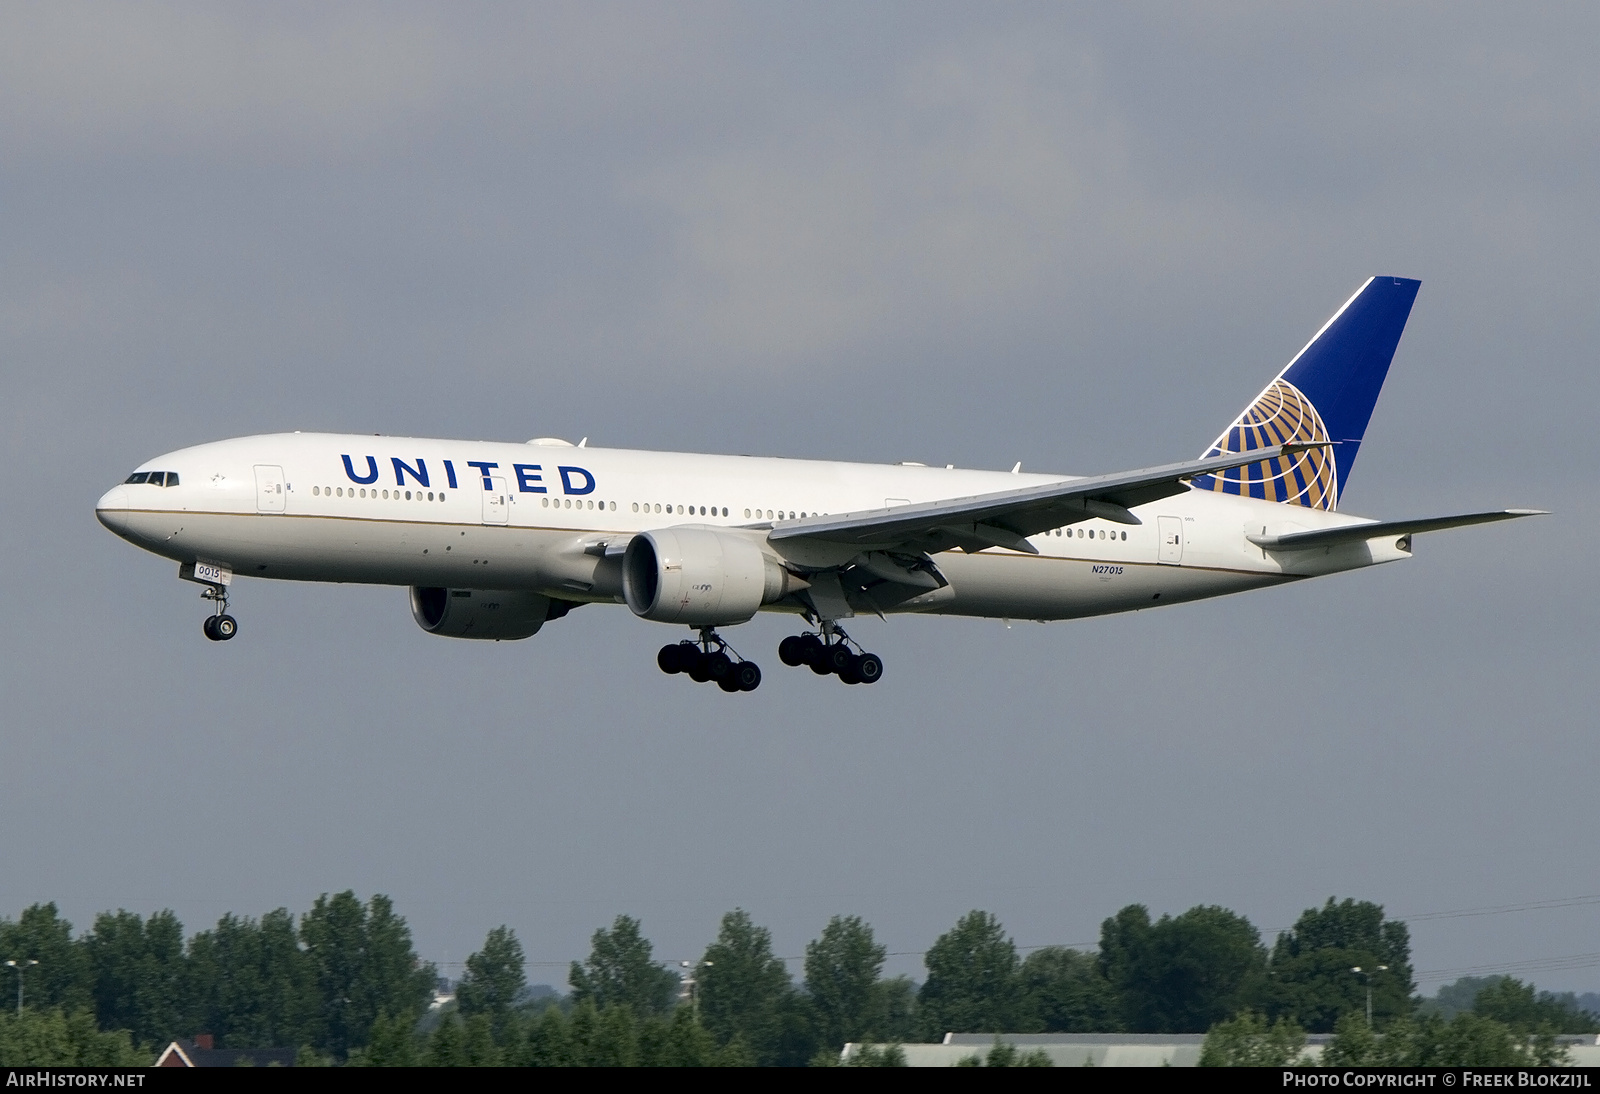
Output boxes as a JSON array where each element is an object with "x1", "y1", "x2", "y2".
[
  {"x1": 409, "y1": 587, "x2": 564, "y2": 640},
  {"x1": 623, "y1": 528, "x2": 800, "y2": 626}
]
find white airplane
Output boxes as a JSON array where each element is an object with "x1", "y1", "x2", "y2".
[{"x1": 97, "y1": 277, "x2": 1540, "y2": 692}]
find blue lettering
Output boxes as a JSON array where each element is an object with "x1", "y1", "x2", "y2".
[
  {"x1": 443, "y1": 459, "x2": 459, "y2": 489},
  {"x1": 465, "y1": 461, "x2": 498, "y2": 488},
  {"x1": 392, "y1": 457, "x2": 430, "y2": 488},
  {"x1": 513, "y1": 464, "x2": 547, "y2": 493},
  {"x1": 342, "y1": 454, "x2": 379, "y2": 484},
  {"x1": 558, "y1": 466, "x2": 595, "y2": 495}
]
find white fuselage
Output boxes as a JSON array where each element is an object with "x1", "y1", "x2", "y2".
[{"x1": 95, "y1": 433, "x2": 1411, "y2": 624}]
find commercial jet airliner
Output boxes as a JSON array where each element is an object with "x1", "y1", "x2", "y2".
[{"x1": 97, "y1": 277, "x2": 1540, "y2": 692}]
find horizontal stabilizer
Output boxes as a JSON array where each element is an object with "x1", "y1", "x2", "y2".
[{"x1": 1247, "y1": 509, "x2": 1547, "y2": 550}]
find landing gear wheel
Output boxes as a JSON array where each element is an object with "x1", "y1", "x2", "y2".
[
  {"x1": 733, "y1": 661, "x2": 762, "y2": 692},
  {"x1": 686, "y1": 648, "x2": 712, "y2": 683},
  {"x1": 778, "y1": 635, "x2": 808, "y2": 667},
  {"x1": 213, "y1": 615, "x2": 238, "y2": 640},
  {"x1": 717, "y1": 675, "x2": 742, "y2": 693},
  {"x1": 704, "y1": 651, "x2": 733, "y2": 684},
  {"x1": 202, "y1": 616, "x2": 219, "y2": 641},
  {"x1": 853, "y1": 652, "x2": 884, "y2": 684},
  {"x1": 658, "y1": 642, "x2": 692, "y2": 674},
  {"x1": 824, "y1": 643, "x2": 854, "y2": 676}
]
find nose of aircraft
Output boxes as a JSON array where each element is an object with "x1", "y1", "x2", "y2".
[{"x1": 96, "y1": 485, "x2": 132, "y2": 535}]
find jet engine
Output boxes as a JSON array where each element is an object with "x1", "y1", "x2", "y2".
[
  {"x1": 623, "y1": 529, "x2": 805, "y2": 626},
  {"x1": 409, "y1": 587, "x2": 569, "y2": 640}
]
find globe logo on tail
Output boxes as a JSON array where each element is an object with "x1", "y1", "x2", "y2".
[{"x1": 1192, "y1": 379, "x2": 1338, "y2": 510}]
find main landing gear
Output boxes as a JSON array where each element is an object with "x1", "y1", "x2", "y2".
[
  {"x1": 657, "y1": 629, "x2": 762, "y2": 693},
  {"x1": 778, "y1": 626, "x2": 883, "y2": 685},
  {"x1": 200, "y1": 584, "x2": 238, "y2": 642}
]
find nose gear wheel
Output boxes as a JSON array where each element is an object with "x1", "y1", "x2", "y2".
[{"x1": 200, "y1": 584, "x2": 237, "y2": 642}]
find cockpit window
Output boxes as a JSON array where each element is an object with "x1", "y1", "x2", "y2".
[
  {"x1": 124, "y1": 471, "x2": 178, "y2": 486},
  {"x1": 125, "y1": 472, "x2": 149, "y2": 484},
  {"x1": 164, "y1": 472, "x2": 178, "y2": 487}
]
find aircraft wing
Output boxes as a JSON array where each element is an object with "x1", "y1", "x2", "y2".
[
  {"x1": 1246, "y1": 509, "x2": 1547, "y2": 550},
  {"x1": 768, "y1": 445, "x2": 1316, "y2": 556}
]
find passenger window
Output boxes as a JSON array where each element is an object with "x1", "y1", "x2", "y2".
[{"x1": 313, "y1": 486, "x2": 320, "y2": 496}]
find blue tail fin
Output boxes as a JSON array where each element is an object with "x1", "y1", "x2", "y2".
[{"x1": 1192, "y1": 276, "x2": 1420, "y2": 510}]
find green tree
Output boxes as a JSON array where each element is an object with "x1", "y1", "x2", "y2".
[
  {"x1": 457, "y1": 926, "x2": 526, "y2": 1044},
  {"x1": 1099, "y1": 904, "x2": 1266, "y2": 1033},
  {"x1": 568, "y1": 915, "x2": 678, "y2": 1018},
  {"x1": 698, "y1": 908, "x2": 805, "y2": 1065},
  {"x1": 1199, "y1": 1010, "x2": 1310, "y2": 1066},
  {"x1": 298, "y1": 891, "x2": 434, "y2": 1058},
  {"x1": 521, "y1": 1005, "x2": 575, "y2": 1066},
  {"x1": 424, "y1": 1012, "x2": 466, "y2": 1066},
  {"x1": 805, "y1": 915, "x2": 887, "y2": 1048},
  {"x1": 0, "y1": 904, "x2": 93, "y2": 1014},
  {"x1": 83, "y1": 909, "x2": 187, "y2": 1046},
  {"x1": 1019, "y1": 946, "x2": 1117, "y2": 1032},
  {"x1": 461, "y1": 1012, "x2": 501, "y2": 1066},
  {"x1": 185, "y1": 909, "x2": 317, "y2": 1050},
  {"x1": 1267, "y1": 898, "x2": 1413, "y2": 1031},
  {"x1": 918, "y1": 910, "x2": 1020, "y2": 1038},
  {"x1": 1324, "y1": 1010, "x2": 1568, "y2": 1067},
  {"x1": 362, "y1": 1010, "x2": 419, "y2": 1066},
  {"x1": 0, "y1": 1008, "x2": 145, "y2": 1066},
  {"x1": 870, "y1": 976, "x2": 918, "y2": 1042},
  {"x1": 638, "y1": 1006, "x2": 726, "y2": 1066},
  {"x1": 1474, "y1": 977, "x2": 1599, "y2": 1034},
  {"x1": 1419, "y1": 975, "x2": 1503, "y2": 1019}
]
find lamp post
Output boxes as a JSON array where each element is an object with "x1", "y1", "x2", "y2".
[
  {"x1": 1351, "y1": 965, "x2": 1388, "y2": 1028},
  {"x1": 4, "y1": 960, "x2": 39, "y2": 1016},
  {"x1": 679, "y1": 960, "x2": 713, "y2": 1020}
]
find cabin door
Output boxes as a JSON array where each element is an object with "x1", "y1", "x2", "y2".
[
  {"x1": 254, "y1": 465, "x2": 286, "y2": 513},
  {"x1": 482, "y1": 478, "x2": 510, "y2": 525}
]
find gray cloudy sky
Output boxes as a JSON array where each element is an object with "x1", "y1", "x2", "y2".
[{"x1": 3, "y1": 2, "x2": 1596, "y2": 993}]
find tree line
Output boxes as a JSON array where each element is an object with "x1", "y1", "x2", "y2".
[{"x1": 2, "y1": 893, "x2": 1593, "y2": 1066}]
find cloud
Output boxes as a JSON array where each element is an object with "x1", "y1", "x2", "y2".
[{"x1": 632, "y1": 36, "x2": 1140, "y2": 360}]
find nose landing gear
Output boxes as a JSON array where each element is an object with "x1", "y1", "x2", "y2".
[
  {"x1": 200, "y1": 584, "x2": 238, "y2": 642},
  {"x1": 657, "y1": 628, "x2": 761, "y2": 692},
  {"x1": 778, "y1": 625, "x2": 883, "y2": 685}
]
